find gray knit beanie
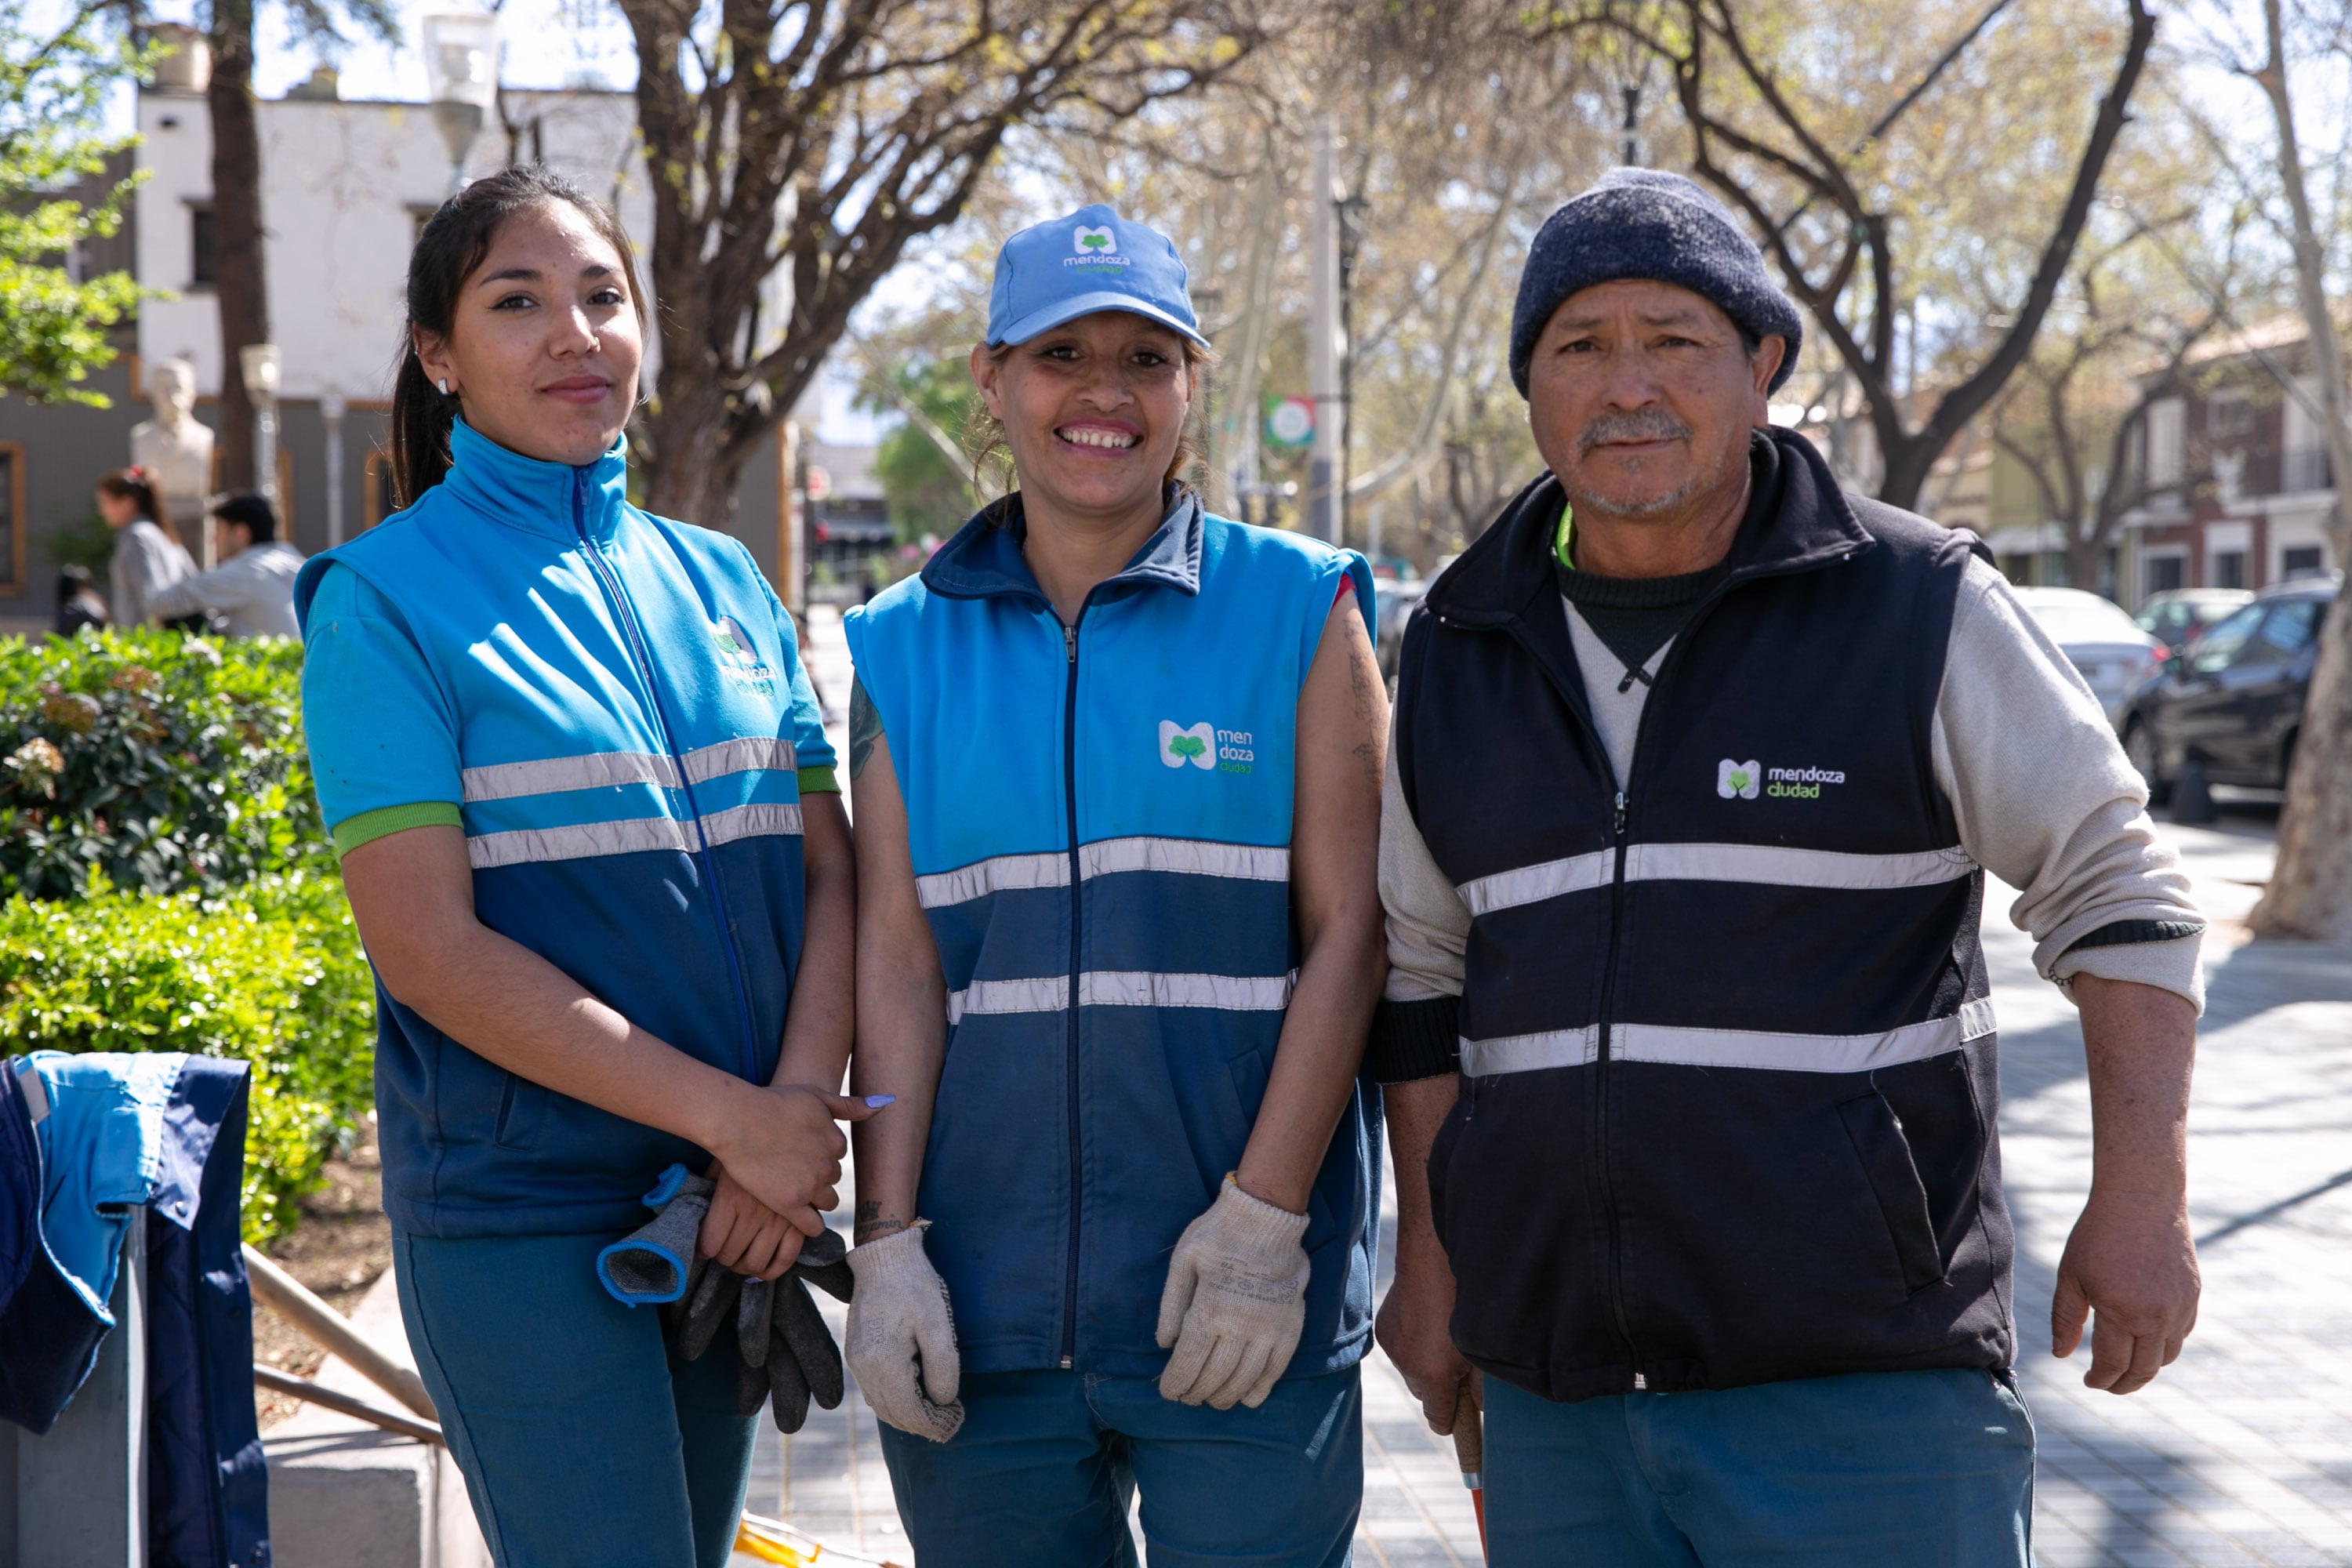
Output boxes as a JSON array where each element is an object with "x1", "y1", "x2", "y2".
[{"x1": 1508, "y1": 168, "x2": 1802, "y2": 397}]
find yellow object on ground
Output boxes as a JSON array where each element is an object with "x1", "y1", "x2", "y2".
[{"x1": 732, "y1": 1512, "x2": 907, "y2": 1568}]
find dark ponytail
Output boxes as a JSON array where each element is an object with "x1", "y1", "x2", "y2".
[
  {"x1": 97, "y1": 467, "x2": 180, "y2": 550},
  {"x1": 390, "y1": 165, "x2": 646, "y2": 510}
]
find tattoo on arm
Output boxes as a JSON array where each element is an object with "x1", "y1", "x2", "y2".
[
  {"x1": 1344, "y1": 605, "x2": 1386, "y2": 785},
  {"x1": 854, "y1": 1197, "x2": 909, "y2": 1246},
  {"x1": 849, "y1": 676, "x2": 883, "y2": 781}
]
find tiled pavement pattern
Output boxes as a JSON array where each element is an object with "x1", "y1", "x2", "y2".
[{"x1": 767, "y1": 609, "x2": 2352, "y2": 1565}]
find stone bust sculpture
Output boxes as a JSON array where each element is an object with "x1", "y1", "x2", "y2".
[{"x1": 129, "y1": 358, "x2": 217, "y2": 565}]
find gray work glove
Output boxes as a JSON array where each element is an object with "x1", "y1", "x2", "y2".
[
  {"x1": 844, "y1": 1223, "x2": 964, "y2": 1443},
  {"x1": 597, "y1": 1166, "x2": 715, "y2": 1305},
  {"x1": 1156, "y1": 1176, "x2": 1312, "y2": 1410}
]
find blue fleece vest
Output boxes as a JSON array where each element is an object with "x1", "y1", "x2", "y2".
[
  {"x1": 294, "y1": 421, "x2": 835, "y2": 1238},
  {"x1": 845, "y1": 497, "x2": 1381, "y2": 1380}
]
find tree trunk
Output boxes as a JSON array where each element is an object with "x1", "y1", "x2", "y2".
[
  {"x1": 641, "y1": 367, "x2": 736, "y2": 528},
  {"x1": 207, "y1": 0, "x2": 266, "y2": 492},
  {"x1": 2249, "y1": 0, "x2": 2352, "y2": 939},
  {"x1": 1875, "y1": 434, "x2": 1934, "y2": 514}
]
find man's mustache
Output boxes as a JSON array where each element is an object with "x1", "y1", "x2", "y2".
[{"x1": 1577, "y1": 410, "x2": 1693, "y2": 455}]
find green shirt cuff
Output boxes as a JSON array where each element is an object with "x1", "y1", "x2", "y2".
[
  {"x1": 332, "y1": 801, "x2": 464, "y2": 858},
  {"x1": 797, "y1": 764, "x2": 841, "y2": 796}
]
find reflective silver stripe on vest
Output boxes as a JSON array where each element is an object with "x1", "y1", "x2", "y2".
[
  {"x1": 1079, "y1": 837, "x2": 1290, "y2": 884},
  {"x1": 917, "y1": 852, "x2": 1070, "y2": 909},
  {"x1": 1622, "y1": 842, "x2": 1975, "y2": 891},
  {"x1": 1458, "y1": 996, "x2": 1996, "y2": 1078},
  {"x1": 460, "y1": 739, "x2": 803, "y2": 804},
  {"x1": 462, "y1": 750, "x2": 677, "y2": 802},
  {"x1": 1457, "y1": 851, "x2": 1613, "y2": 917},
  {"x1": 946, "y1": 969, "x2": 1298, "y2": 1025},
  {"x1": 1458, "y1": 1026, "x2": 1600, "y2": 1077},
  {"x1": 466, "y1": 815, "x2": 694, "y2": 869},
  {"x1": 1077, "y1": 970, "x2": 1297, "y2": 1011},
  {"x1": 916, "y1": 837, "x2": 1290, "y2": 911},
  {"x1": 946, "y1": 975, "x2": 1070, "y2": 1025},
  {"x1": 700, "y1": 802, "x2": 804, "y2": 847},
  {"x1": 1458, "y1": 842, "x2": 1974, "y2": 916},
  {"x1": 681, "y1": 737, "x2": 797, "y2": 783}
]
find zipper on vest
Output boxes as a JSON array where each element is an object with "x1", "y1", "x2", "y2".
[
  {"x1": 572, "y1": 474, "x2": 763, "y2": 1084},
  {"x1": 1595, "y1": 786, "x2": 1642, "y2": 1388},
  {"x1": 1058, "y1": 605, "x2": 1085, "y2": 1370}
]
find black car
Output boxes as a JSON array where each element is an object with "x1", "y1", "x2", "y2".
[{"x1": 2118, "y1": 576, "x2": 2337, "y2": 818}]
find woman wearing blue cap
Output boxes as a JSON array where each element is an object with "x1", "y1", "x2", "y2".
[{"x1": 841, "y1": 205, "x2": 1389, "y2": 1564}]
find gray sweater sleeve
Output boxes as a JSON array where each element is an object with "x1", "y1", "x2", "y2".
[{"x1": 1932, "y1": 557, "x2": 2205, "y2": 1011}]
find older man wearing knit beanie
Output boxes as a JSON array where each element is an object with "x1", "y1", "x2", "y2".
[{"x1": 1363, "y1": 168, "x2": 2205, "y2": 1566}]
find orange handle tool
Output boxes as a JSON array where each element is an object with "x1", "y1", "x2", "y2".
[{"x1": 1451, "y1": 1384, "x2": 1488, "y2": 1559}]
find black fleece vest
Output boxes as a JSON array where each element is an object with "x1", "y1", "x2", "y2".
[{"x1": 1399, "y1": 430, "x2": 2013, "y2": 1404}]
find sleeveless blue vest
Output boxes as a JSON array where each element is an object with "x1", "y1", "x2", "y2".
[{"x1": 846, "y1": 495, "x2": 1380, "y2": 1379}]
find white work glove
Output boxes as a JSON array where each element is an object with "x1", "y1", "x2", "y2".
[
  {"x1": 844, "y1": 1224, "x2": 964, "y2": 1443},
  {"x1": 1156, "y1": 1176, "x2": 1312, "y2": 1410}
]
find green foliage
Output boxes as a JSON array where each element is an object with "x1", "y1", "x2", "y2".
[
  {"x1": 49, "y1": 512, "x2": 115, "y2": 578},
  {"x1": 0, "y1": 6, "x2": 155, "y2": 405},
  {"x1": 0, "y1": 629, "x2": 331, "y2": 902},
  {"x1": 1168, "y1": 734, "x2": 1206, "y2": 760},
  {"x1": 0, "y1": 871, "x2": 374, "y2": 1243},
  {"x1": 859, "y1": 354, "x2": 984, "y2": 541}
]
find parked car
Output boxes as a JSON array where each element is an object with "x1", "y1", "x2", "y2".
[
  {"x1": 1374, "y1": 576, "x2": 1431, "y2": 683},
  {"x1": 2118, "y1": 576, "x2": 2338, "y2": 815},
  {"x1": 2011, "y1": 586, "x2": 2165, "y2": 728},
  {"x1": 2136, "y1": 587, "x2": 2253, "y2": 651}
]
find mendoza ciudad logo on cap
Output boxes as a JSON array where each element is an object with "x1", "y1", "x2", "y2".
[{"x1": 985, "y1": 202, "x2": 1209, "y2": 349}]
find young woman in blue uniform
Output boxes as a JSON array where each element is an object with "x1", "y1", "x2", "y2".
[
  {"x1": 842, "y1": 205, "x2": 1390, "y2": 1566},
  {"x1": 296, "y1": 167, "x2": 875, "y2": 1568}
]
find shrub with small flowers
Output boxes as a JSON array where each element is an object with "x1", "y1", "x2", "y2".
[
  {"x1": 0, "y1": 629, "x2": 330, "y2": 899},
  {"x1": 1, "y1": 629, "x2": 366, "y2": 1241}
]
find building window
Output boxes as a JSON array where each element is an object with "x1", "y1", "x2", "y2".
[
  {"x1": 2212, "y1": 550, "x2": 2247, "y2": 590},
  {"x1": 2207, "y1": 387, "x2": 2254, "y2": 441},
  {"x1": 2145, "y1": 397, "x2": 2185, "y2": 491},
  {"x1": 2144, "y1": 554, "x2": 2184, "y2": 597},
  {"x1": 0, "y1": 443, "x2": 21, "y2": 594},
  {"x1": 189, "y1": 204, "x2": 216, "y2": 287},
  {"x1": 2283, "y1": 545, "x2": 2326, "y2": 579}
]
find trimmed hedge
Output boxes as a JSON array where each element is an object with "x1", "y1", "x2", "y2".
[
  {"x1": 1, "y1": 630, "x2": 368, "y2": 1243},
  {"x1": 0, "y1": 629, "x2": 330, "y2": 901},
  {"x1": 0, "y1": 873, "x2": 373, "y2": 1243}
]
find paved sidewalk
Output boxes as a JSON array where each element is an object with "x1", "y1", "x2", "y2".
[
  {"x1": 768, "y1": 611, "x2": 2352, "y2": 1564},
  {"x1": 1995, "y1": 817, "x2": 2352, "y2": 1567}
]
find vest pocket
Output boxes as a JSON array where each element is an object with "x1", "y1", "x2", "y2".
[
  {"x1": 1837, "y1": 1088, "x2": 1944, "y2": 1295},
  {"x1": 492, "y1": 1071, "x2": 547, "y2": 1152}
]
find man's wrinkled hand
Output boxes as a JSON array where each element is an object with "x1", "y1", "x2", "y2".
[
  {"x1": 1377, "y1": 1250, "x2": 1477, "y2": 1435},
  {"x1": 2051, "y1": 1186, "x2": 2200, "y2": 1395}
]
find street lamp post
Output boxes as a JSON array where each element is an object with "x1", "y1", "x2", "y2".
[
  {"x1": 238, "y1": 343, "x2": 281, "y2": 557},
  {"x1": 422, "y1": 11, "x2": 499, "y2": 196}
]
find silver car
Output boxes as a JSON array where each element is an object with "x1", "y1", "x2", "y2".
[{"x1": 2012, "y1": 586, "x2": 2164, "y2": 728}]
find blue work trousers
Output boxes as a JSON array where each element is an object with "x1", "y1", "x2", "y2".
[
  {"x1": 1483, "y1": 1366, "x2": 2035, "y2": 1567},
  {"x1": 877, "y1": 1367, "x2": 1363, "y2": 1567},
  {"x1": 394, "y1": 1230, "x2": 757, "y2": 1568}
]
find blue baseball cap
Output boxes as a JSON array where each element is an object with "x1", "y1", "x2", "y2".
[{"x1": 985, "y1": 203, "x2": 1208, "y2": 349}]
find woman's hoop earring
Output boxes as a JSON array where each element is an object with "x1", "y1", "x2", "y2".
[{"x1": 437, "y1": 379, "x2": 450, "y2": 396}]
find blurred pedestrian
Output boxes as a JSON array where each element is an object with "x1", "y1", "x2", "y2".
[
  {"x1": 95, "y1": 466, "x2": 195, "y2": 628},
  {"x1": 147, "y1": 493, "x2": 305, "y2": 639},
  {"x1": 1370, "y1": 169, "x2": 2205, "y2": 1567},
  {"x1": 53, "y1": 565, "x2": 109, "y2": 637}
]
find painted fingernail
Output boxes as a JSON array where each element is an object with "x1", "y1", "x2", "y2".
[{"x1": 864, "y1": 1094, "x2": 896, "y2": 1108}]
